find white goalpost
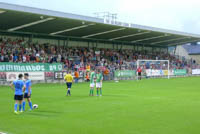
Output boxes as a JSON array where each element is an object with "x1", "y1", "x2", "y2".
[{"x1": 136, "y1": 60, "x2": 170, "y2": 80}]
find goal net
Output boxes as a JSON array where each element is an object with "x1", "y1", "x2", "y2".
[{"x1": 136, "y1": 60, "x2": 170, "y2": 79}]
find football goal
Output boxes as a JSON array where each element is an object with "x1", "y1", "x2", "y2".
[{"x1": 136, "y1": 60, "x2": 170, "y2": 79}]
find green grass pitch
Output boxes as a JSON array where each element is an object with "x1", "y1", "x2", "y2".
[{"x1": 0, "y1": 77, "x2": 200, "y2": 134}]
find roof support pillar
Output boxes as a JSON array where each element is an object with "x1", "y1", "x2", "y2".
[
  {"x1": 87, "y1": 42, "x2": 89, "y2": 48},
  {"x1": 58, "y1": 40, "x2": 60, "y2": 46},
  {"x1": 30, "y1": 34, "x2": 33, "y2": 43},
  {"x1": 142, "y1": 45, "x2": 144, "y2": 52},
  {"x1": 96, "y1": 41, "x2": 98, "y2": 49},
  {"x1": 120, "y1": 43, "x2": 123, "y2": 50},
  {"x1": 92, "y1": 42, "x2": 95, "y2": 48},
  {"x1": 66, "y1": 38, "x2": 69, "y2": 48},
  {"x1": 174, "y1": 46, "x2": 177, "y2": 55},
  {"x1": 63, "y1": 40, "x2": 66, "y2": 48},
  {"x1": 28, "y1": 34, "x2": 32, "y2": 43}
]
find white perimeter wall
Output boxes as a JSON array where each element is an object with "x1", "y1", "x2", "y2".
[{"x1": 175, "y1": 45, "x2": 200, "y2": 64}]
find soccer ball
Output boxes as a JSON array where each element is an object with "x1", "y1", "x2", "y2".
[{"x1": 33, "y1": 104, "x2": 38, "y2": 109}]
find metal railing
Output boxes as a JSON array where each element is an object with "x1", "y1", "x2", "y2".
[{"x1": 0, "y1": 68, "x2": 200, "y2": 85}]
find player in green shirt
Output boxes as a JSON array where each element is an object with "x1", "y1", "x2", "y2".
[
  {"x1": 96, "y1": 70, "x2": 103, "y2": 96},
  {"x1": 89, "y1": 70, "x2": 96, "y2": 96}
]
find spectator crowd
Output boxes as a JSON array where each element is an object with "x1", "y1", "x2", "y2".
[{"x1": 0, "y1": 37, "x2": 199, "y2": 72}]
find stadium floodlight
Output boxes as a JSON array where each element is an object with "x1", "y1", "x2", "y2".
[
  {"x1": 8, "y1": 17, "x2": 55, "y2": 31},
  {"x1": 109, "y1": 31, "x2": 151, "y2": 40},
  {"x1": 136, "y1": 60, "x2": 170, "y2": 80},
  {"x1": 0, "y1": 10, "x2": 5, "y2": 14},
  {"x1": 82, "y1": 28, "x2": 126, "y2": 38},
  {"x1": 151, "y1": 37, "x2": 191, "y2": 45},
  {"x1": 50, "y1": 23, "x2": 95, "y2": 35},
  {"x1": 131, "y1": 35, "x2": 170, "y2": 43}
]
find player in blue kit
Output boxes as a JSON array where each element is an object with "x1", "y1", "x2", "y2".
[
  {"x1": 22, "y1": 73, "x2": 33, "y2": 111},
  {"x1": 10, "y1": 74, "x2": 25, "y2": 114}
]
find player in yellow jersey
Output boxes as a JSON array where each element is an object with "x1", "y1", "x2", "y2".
[{"x1": 64, "y1": 71, "x2": 73, "y2": 96}]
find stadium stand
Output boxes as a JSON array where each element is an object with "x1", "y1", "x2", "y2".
[
  {"x1": 0, "y1": 37, "x2": 198, "y2": 72},
  {"x1": 0, "y1": 2, "x2": 200, "y2": 83}
]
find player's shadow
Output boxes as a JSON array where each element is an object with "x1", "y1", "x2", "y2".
[
  {"x1": 26, "y1": 110, "x2": 62, "y2": 117},
  {"x1": 101, "y1": 94, "x2": 128, "y2": 97},
  {"x1": 69, "y1": 94, "x2": 128, "y2": 98},
  {"x1": 36, "y1": 110, "x2": 62, "y2": 114},
  {"x1": 68, "y1": 95, "x2": 91, "y2": 98}
]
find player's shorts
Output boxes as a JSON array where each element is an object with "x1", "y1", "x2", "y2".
[
  {"x1": 14, "y1": 95, "x2": 23, "y2": 101},
  {"x1": 24, "y1": 93, "x2": 31, "y2": 98},
  {"x1": 90, "y1": 83, "x2": 95, "y2": 88},
  {"x1": 96, "y1": 82, "x2": 102, "y2": 88},
  {"x1": 138, "y1": 72, "x2": 141, "y2": 76},
  {"x1": 66, "y1": 82, "x2": 72, "y2": 88}
]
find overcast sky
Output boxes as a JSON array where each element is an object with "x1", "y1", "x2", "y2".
[{"x1": 0, "y1": 0, "x2": 200, "y2": 34}]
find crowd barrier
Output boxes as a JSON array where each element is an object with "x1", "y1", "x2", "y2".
[{"x1": 0, "y1": 63, "x2": 200, "y2": 85}]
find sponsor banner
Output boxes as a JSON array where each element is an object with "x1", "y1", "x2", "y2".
[
  {"x1": 169, "y1": 70, "x2": 174, "y2": 76},
  {"x1": 114, "y1": 70, "x2": 136, "y2": 78},
  {"x1": 78, "y1": 67, "x2": 85, "y2": 71},
  {"x1": 163, "y1": 70, "x2": 169, "y2": 76},
  {"x1": 146, "y1": 69, "x2": 187, "y2": 76},
  {"x1": 68, "y1": 56, "x2": 80, "y2": 61},
  {"x1": 78, "y1": 66, "x2": 106, "y2": 71},
  {"x1": 95, "y1": 51, "x2": 101, "y2": 56},
  {"x1": 96, "y1": 66, "x2": 106, "y2": 71},
  {"x1": 0, "y1": 63, "x2": 63, "y2": 72},
  {"x1": 146, "y1": 70, "x2": 169, "y2": 76},
  {"x1": 6, "y1": 72, "x2": 45, "y2": 81},
  {"x1": 146, "y1": 70, "x2": 160, "y2": 76},
  {"x1": 54, "y1": 71, "x2": 64, "y2": 80},
  {"x1": 192, "y1": 69, "x2": 200, "y2": 75},
  {"x1": 173, "y1": 69, "x2": 187, "y2": 76}
]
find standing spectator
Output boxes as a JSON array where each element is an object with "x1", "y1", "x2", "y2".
[
  {"x1": 86, "y1": 64, "x2": 90, "y2": 72},
  {"x1": 4, "y1": 55, "x2": 9, "y2": 62},
  {"x1": 36, "y1": 56, "x2": 40, "y2": 62},
  {"x1": 13, "y1": 54, "x2": 18, "y2": 62},
  {"x1": 1, "y1": 54, "x2": 4, "y2": 62},
  {"x1": 85, "y1": 72, "x2": 90, "y2": 82},
  {"x1": 74, "y1": 70, "x2": 79, "y2": 83},
  {"x1": 103, "y1": 68, "x2": 110, "y2": 81},
  {"x1": 57, "y1": 54, "x2": 61, "y2": 62},
  {"x1": 30, "y1": 54, "x2": 36, "y2": 62},
  {"x1": 26, "y1": 55, "x2": 30, "y2": 62},
  {"x1": 22, "y1": 55, "x2": 26, "y2": 63}
]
